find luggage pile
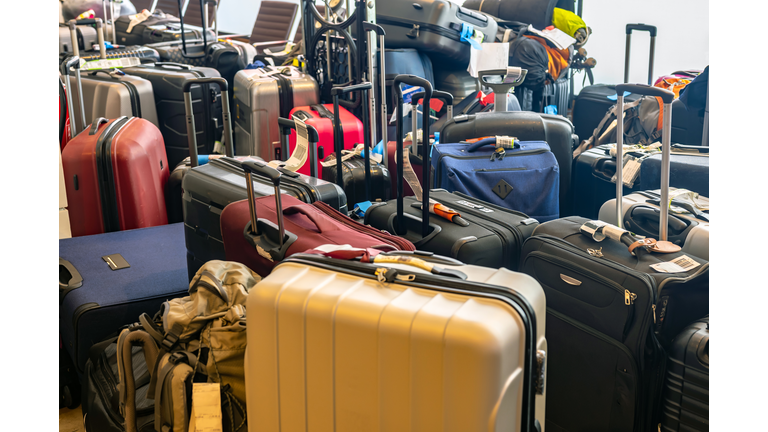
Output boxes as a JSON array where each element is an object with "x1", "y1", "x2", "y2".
[{"x1": 58, "y1": 1, "x2": 710, "y2": 431}]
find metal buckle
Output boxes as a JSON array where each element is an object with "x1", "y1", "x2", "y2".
[{"x1": 587, "y1": 247, "x2": 603, "y2": 258}]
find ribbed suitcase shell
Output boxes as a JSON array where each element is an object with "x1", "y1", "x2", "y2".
[
  {"x1": 233, "y1": 67, "x2": 319, "y2": 159},
  {"x1": 245, "y1": 259, "x2": 547, "y2": 432},
  {"x1": 63, "y1": 117, "x2": 170, "y2": 237}
]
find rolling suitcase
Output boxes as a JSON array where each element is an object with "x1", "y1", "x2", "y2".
[
  {"x1": 463, "y1": 0, "x2": 557, "y2": 30},
  {"x1": 377, "y1": 0, "x2": 498, "y2": 63},
  {"x1": 60, "y1": 56, "x2": 170, "y2": 238},
  {"x1": 233, "y1": 65, "x2": 319, "y2": 159},
  {"x1": 114, "y1": 7, "x2": 215, "y2": 45},
  {"x1": 220, "y1": 159, "x2": 415, "y2": 277},
  {"x1": 380, "y1": 48, "x2": 435, "y2": 142},
  {"x1": 59, "y1": 222, "x2": 189, "y2": 375},
  {"x1": 121, "y1": 62, "x2": 223, "y2": 169},
  {"x1": 519, "y1": 84, "x2": 709, "y2": 432},
  {"x1": 179, "y1": 78, "x2": 346, "y2": 279},
  {"x1": 61, "y1": 18, "x2": 162, "y2": 64},
  {"x1": 365, "y1": 75, "x2": 540, "y2": 271},
  {"x1": 659, "y1": 316, "x2": 709, "y2": 431},
  {"x1": 439, "y1": 68, "x2": 578, "y2": 217},
  {"x1": 59, "y1": 20, "x2": 97, "y2": 54},
  {"x1": 288, "y1": 104, "x2": 362, "y2": 177},
  {"x1": 245, "y1": 248, "x2": 547, "y2": 432},
  {"x1": 572, "y1": 24, "x2": 656, "y2": 144}
]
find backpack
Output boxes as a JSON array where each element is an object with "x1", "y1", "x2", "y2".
[
  {"x1": 573, "y1": 95, "x2": 666, "y2": 158},
  {"x1": 116, "y1": 261, "x2": 260, "y2": 432}
]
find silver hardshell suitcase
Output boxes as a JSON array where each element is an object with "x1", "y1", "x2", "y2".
[
  {"x1": 246, "y1": 250, "x2": 547, "y2": 432},
  {"x1": 232, "y1": 66, "x2": 318, "y2": 159},
  {"x1": 59, "y1": 22, "x2": 97, "y2": 54}
]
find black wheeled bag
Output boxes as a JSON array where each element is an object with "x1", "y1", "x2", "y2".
[
  {"x1": 365, "y1": 75, "x2": 539, "y2": 271},
  {"x1": 463, "y1": 0, "x2": 558, "y2": 30},
  {"x1": 377, "y1": 0, "x2": 498, "y2": 63}
]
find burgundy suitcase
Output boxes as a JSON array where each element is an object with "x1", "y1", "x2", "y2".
[
  {"x1": 287, "y1": 104, "x2": 363, "y2": 177},
  {"x1": 61, "y1": 56, "x2": 170, "y2": 237},
  {"x1": 220, "y1": 160, "x2": 414, "y2": 277}
]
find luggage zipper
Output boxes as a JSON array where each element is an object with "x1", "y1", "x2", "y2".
[
  {"x1": 86, "y1": 75, "x2": 141, "y2": 118},
  {"x1": 474, "y1": 167, "x2": 526, "y2": 172},
  {"x1": 377, "y1": 16, "x2": 464, "y2": 42},
  {"x1": 95, "y1": 117, "x2": 132, "y2": 232},
  {"x1": 434, "y1": 148, "x2": 549, "y2": 187},
  {"x1": 312, "y1": 201, "x2": 415, "y2": 251},
  {"x1": 527, "y1": 251, "x2": 636, "y2": 341}
]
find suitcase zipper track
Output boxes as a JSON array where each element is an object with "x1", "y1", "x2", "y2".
[
  {"x1": 312, "y1": 201, "x2": 415, "y2": 251},
  {"x1": 434, "y1": 148, "x2": 549, "y2": 187},
  {"x1": 86, "y1": 75, "x2": 141, "y2": 118},
  {"x1": 95, "y1": 117, "x2": 131, "y2": 232},
  {"x1": 378, "y1": 16, "x2": 465, "y2": 42},
  {"x1": 473, "y1": 167, "x2": 525, "y2": 172}
]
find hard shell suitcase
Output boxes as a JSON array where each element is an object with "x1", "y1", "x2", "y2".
[
  {"x1": 61, "y1": 56, "x2": 170, "y2": 238},
  {"x1": 365, "y1": 75, "x2": 540, "y2": 271},
  {"x1": 122, "y1": 62, "x2": 223, "y2": 169},
  {"x1": 377, "y1": 0, "x2": 498, "y2": 63},
  {"x1": 463, "y1": 0, "x2": 557, "y2": 30},
  {"x1": 245, "y1": 250, "x2": 547, "y2": 432},
  {"x1": 220, "y1": 159, "x2": 415, "y2": 277},
  {"x1": 660, "y1": 316, "x2": 709, "y2": 432},
  {"x1": 59, "y1": 20, "x2": 97, "y2": 54},
  {"x1": 59, "y1": 222, "x2": 189, "y2": 375},
  {"x1": 233, "y1": 66, "x2": 319, "y2": 159},
  {"x1": 519, "y1": 84, "x2": 709, "y2": 432},
  {"x1": 61, "y1": 18, "x2": 162, "y2": 64},
  {"x1": 179, "y1": 77, "x2": 346, "y2": 279}
]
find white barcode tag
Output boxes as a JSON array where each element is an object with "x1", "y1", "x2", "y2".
[
  {"x1": 650, "y1": 255, "x2": 701, "y2": 273},
  {"x1": 611, "y1": 155, "x2": 642, "y2": 187},
  {"x1": 79, "y1": 56, "x2": 141, "y2": 71},
  {"x1": 275, "y1": 118, "x2": 309, "y2": 172},
  {"x1": 189, "y1": 383, "x2": 222, "y2": 432},
  {"x1": 495, "y1": 135, "x2": 517, "y2": 149}
]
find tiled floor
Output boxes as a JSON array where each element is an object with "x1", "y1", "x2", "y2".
[{"x1": 59, "y1": 406, "x2": 84, "y2": 432}]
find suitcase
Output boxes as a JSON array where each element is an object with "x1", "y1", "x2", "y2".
[
  {"x1": 598, "y1": 188, "x2": 710, "y2": 260},
  {"x1": 637, "y1": 147, "x2": 709, "y2": 197},
  {"x1": 433, "y1": 61, "x2": 480, "y2": 103},
  {"x1": 519, "y1": 84, "x2": 709, "y2": 432},
  {"x1": 59, "y1": 76, "x2": 71, "y2": 149},
  {"x1": 113, "y1": 8, "x2": 180, "y2": 45},
  {"x1": 288, "y1": 104, "x2": 362, "y2": 177},
  {"x1": 59, "y1": 20, "x2": 98, "y2": 54},
  {"x1": 660, "y1": 316, "x2": 709, "y2": 432},
  {"x1": 61, "y1": 18, "x2": 162, "y2": 64},
  {"x1": 180, "y1": 77, "x2": 347, "y2": 279},
  {"x1": 463, "y1": 0, "x2": 557, "y2": 30},
  {"x1": 377, "y1": 0, "x2": 498, "y2": 63},
  {"x1": 381, "y1": 48, "x2": 435, "y2": 141},
  {"x1": 245, "y1": 249, "x2": 548, "y2": 431},
  {"x1": 572, "y1": 24, "x2": 656, "y2": 145},
  {"x1": 233, "y1": 66, "x2": 319, "y2": 159},
  {"x1": 60, "y1": 56, "x2": 170, "y2": 238},
  {"x1": 366, "y1": 75, "x2": 540, "y2": 271},
  {"x1": 59, "y1": 223, "x2": 190, "y2": 375},
  {"x1": 121, "y1": 62, "x2": 223, "y2": 169},
  {"x1": 439, "y1": 72, "x2": 578, "y2": 217},
  {"x1": 59, "y1": 341, "x2": 81, "y2": 409},
  {"x1": 220, "y1": 160, "x2": 415, "y2": 277}
]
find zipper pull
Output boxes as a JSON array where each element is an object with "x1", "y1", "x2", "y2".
[
  {"x1": 624, "y1": 290, "x2": 636, "y2": 305},
  {"x1": 652, "y1": 304, "x2": 657, "y2": 324}
]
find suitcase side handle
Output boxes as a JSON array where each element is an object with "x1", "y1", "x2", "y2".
[
  {"x1": 183, "y1": 77, "x2": 233, "y2": 166},
  {"x1": 59, "y1": 258, "x2": 83, "y2": 290}
]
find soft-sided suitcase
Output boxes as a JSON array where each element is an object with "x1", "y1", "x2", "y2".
[
  {"x1": 122, "y1": 62, "x2": 223, "y2": 169},
  {"x1": 245, "y1": 249, "x2": 547, "y2": 432},
  {"x1": 463, "y1": 0, "x2": 557, "y2": 30},
  {"x1": 381, "y1": 48, "x2": 435, "y2": 142},
  {"x1": 660, "y1": 316, "x2": 709, "y2": 432},
  {"x1": 233, "y1": 66, "x2": 319, "y2": 159},
  {"x1": 288, "y1": 104, "x2": 362, "y2": 177},
  {"x1": 519, "y1": 84, "x2": 709, "y2": 432},
  {"x1": 377, "y1": 0, "x2": 498, "y2": 63},
  {"x1": 598, "y1": 188, "x2": 710, "y2": 260},
  {"x1": 366, "y1": 75, "x2": 540, "y2": 271},
  {"x1": 220, "y1": 160, "x2": 415, "y2": 277},
  {"x1": 572, "y1": 24, "x2": 656, "y2": 145},
  {"x1": 439, "y1": 70, "x2": 578, "y2": 217},
  {"x1": 61, "y1": 56, "x2": 170, "y2": 237},
  {"x1": 180, "y1": 77, "x2": 347, "y2": 279},
  {"x1": 113, "y1": 8, "x2": 180, "y2": 45},
  {"x1": 59, "y1": 222, "x2": 189, "y2": 375}
]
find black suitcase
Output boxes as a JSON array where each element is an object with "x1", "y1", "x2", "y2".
[
  {"x1": 463, "y1": 0, "x2": 557, "y2": 30},
  {"x1": 573, "y1": 24, "x2": 656, "y2": 145},
  {"x1": 365, "y1": 75, "x2": 539, "y2": 271},
  {"x1": 59, "y1": 223, "x2": 190, "y2": 375},
  {"x1": 660, "y1": 316, "x2": 709, "y2": 432},
  {"x1": 114, "y1": 8, "x2": 181, "y2": 45},
  {"x1": 519, "y1": 84, "x2": 709, "y2": 432},
  {"x1": 122, "y1": 62, "x2": 224, "y2": 170},
  {"x1": 377, "y1": 0, "x2": 498, "y2": 63},
  {"x1": 59, "y1": 18, "x2": 161, "y2": 64},
  {"x1": 178, "y1": 78, "x2": 347, "y2": 279}
]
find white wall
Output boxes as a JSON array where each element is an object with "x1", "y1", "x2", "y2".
[{"x1": 575, "y1": 0, "x2": 709, "y2": 93}]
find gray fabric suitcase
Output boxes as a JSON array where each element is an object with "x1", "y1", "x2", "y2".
[{"x1": 232, "y1": 66, "x2": 319, "y2": 159}]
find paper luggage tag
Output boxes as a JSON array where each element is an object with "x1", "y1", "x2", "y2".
[
  {"x1": 611, "y1": 154, "x2": 643, "y2": 188},
  {"x1": 189, "y1": 383, "x2": 222, "y2": 432},
  {"x1": 649, "y1": 255, "x2": 701, "y2": 273},
  {"x1": 102, "y1": 254, "x2": 130, "y2": 271}
]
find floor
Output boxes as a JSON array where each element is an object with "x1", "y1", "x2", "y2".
[{"x1": 59, "y1": 406, "x2": 84, "y2": 432}]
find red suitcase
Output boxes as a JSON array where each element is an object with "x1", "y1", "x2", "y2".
[
  {"x1": 287, "y1": 104, "x2": 363, "y2": 177},
  {"x1": 61, "y1": 56, "x2": 170, "y2": 237},
  {"x1": 220, "y1": 160, "x2": 414, "y2": 277}
]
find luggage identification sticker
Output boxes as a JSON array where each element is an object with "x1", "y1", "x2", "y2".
[{"x1": 650, "y1": 255, "x2": 701, "y2": 273}]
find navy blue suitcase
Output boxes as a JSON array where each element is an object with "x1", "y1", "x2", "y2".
[
  {"x1": 431, "y1": 138, "x2": 560, "y2": 222},
  {"x1": 59, "y1": 223, "x2": 190, "y2": 375}
]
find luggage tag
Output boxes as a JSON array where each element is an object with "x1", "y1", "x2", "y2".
[
  {"x1": 649, "y1": 255, "x2": 700, "y2": 273},
  {"x1": 269, "y1": 118, "x2": 309, "y2": 172},
  {"x1": 610, "y1": 153, "x2": 647, "y2": 188},
  {"x1": 102, "y1": 254, "x2": 130, "y2": 270},
  {"x1": 189, "y1": 383, "x2": 222, "y2": 432}
]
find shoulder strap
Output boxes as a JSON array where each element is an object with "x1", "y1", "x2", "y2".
[{"x1": 119, "y1": 330, "x2": 160, "y2": 432}]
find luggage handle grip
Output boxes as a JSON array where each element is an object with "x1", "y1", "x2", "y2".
[
  {"x1": 277, "y1": 118, "x2": 319, "y2": 142},
  {"x1": 59, "y1": 258, "x2": 83, "y2": 289},
  {"x1": 412, "y1": 90, "x2": 453, "y2": 120},
  {"x1": 89, "y1": 118, "x2": 110, "y2": 135},
  {"x1": 331, "y1": 82, "x2": 373, "y2": 96},
  {"x1": 60, "y1": 55, "x2": 81, "y2": 77},
  {"x1": 183, "y1": 77, "x2": 233, "y2": 166},
  {"x1": 182, "y1": 77, "x2": 228, "y2": 93},
  {"x1": 242, "y1": 160, "x2": 281, "y2": 187},
  {"x1": 671, "y1": 143, "x2": 709, "y2": 153},
  {"x1": 630, "y1": 206, "x2": 688, "y2": 232},
  {"x1": 466, "y1": 137, "x2": 519, "y2": 153},
  {"x1": 615, "y1": 83, "x2": 674, "y2": 104},
  {"x1": 278, "y1": 117, "x2": 319, "y2": 178},
  {"x1": 241, "y1": 160, "x2": 292, "y2": 254},
  {"x1": 393, "y1": 75, "x2": 433, "y2": 99},
  {"x1": 154, "y1": 62, "x2": 193, "y2": 70},
  {"x1": 362, "y1": 22, "x2": 386, "y2": 36},
  {"x1": 283, "y1": 206, "x2": 331, "y2": 233},
  {"x1": 331, "y1": 82, "x2": 375, "y2": 200},
  {"x1": 626, "y1": 24, "x2": 657, "y2": 37}
]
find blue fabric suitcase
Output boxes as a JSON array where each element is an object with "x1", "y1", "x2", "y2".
[
  {"x1": 431, "y1": 139, "x2": 560, "y2": 222},
  {"x1": 59, "y1": 223, "x2": 190, "y2": 375}
]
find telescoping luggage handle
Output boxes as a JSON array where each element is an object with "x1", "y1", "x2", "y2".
[
  {"x1": 177, "y1": 0, "x2": 217, "y2": 59},
  {"x1": 331, "y1": 82, "x2": 373, "y2": 200},
  {"x1": 624, "y1": 24, "x2": 657, "y2": 85},
  {"x1": 409, "y1": 89, "x2": 454, "y2": 157},
  {"x1": 69, "y1": 18, "x2": 108, "y2": 60},
  {"x1": 182, "y1": 77, "x2": 234, "y2": 167},
  {"x1": 615, "y1": 83, "x2": 675, "y2": 240},
  {"x1": 394, "y1": 74, "x2": 432, "y2": 238},
  {"x1": 60, "y1": 55, "x2": 87, "y2": 139},
  {"x1": 478, "y1": 67, "x2": 528, "y2": 113},
  {"x1": 362, "y1": 22, "x2": 387, "y2": 166}
]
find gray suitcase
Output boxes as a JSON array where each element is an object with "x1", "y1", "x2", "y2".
[
  {"x1": 232, "y1": 66, "x2": 319, "y2": 159},
  {"x1": 59, "y1": 22, "x2": 97, "y2": 54}
]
